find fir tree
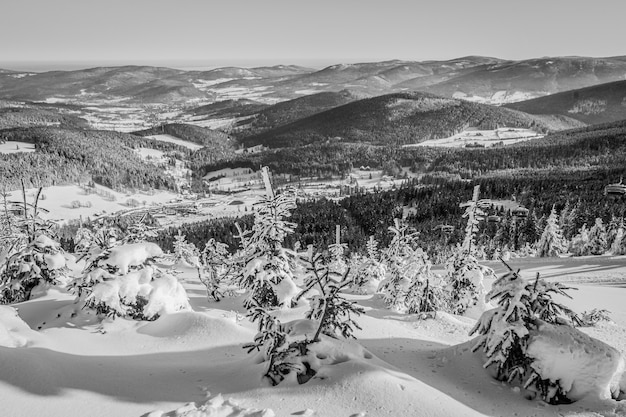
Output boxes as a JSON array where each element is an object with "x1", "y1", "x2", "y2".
[
  {"x1": 201, "y1": 237, "x2": 234, "y2": 301},
  {"x1": 536, "y1": 206, "x2": 566, "y2": 257},
  {"x1": 446, "y1": 185, "x2": 489, "y2": 315},
  {"x1": 586, "y1": 218, "x2": 608, "y2": 255},
  {"x1": 0, "y1": 186, "x2": 68, "y2": 303},
  {"x1": 569, "y1": 224, "x2": 590, "y2": 256},
  {"x1": 349, "y1": 235, "x2": 386, "y2": 294},
  {"x1": 238, "y1": 168, "x2": 299, "y2": 309},
  {"x1": 471, "y1": 264, "x2": 583, "y2": 404}
]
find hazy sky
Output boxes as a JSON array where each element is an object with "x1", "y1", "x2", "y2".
[{"x1": 2, "y1": 0, "x2": 626, "y2": 69}]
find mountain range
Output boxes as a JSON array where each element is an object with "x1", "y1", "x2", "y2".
[{"x1": 2, "y1": 56, "x2": 626, "y2": 106}]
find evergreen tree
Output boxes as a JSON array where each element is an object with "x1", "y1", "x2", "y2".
[
  {"x1": 446, "y1": 185, "x2": 489, "y2": 315},
  {"x1": 536, "y1": 206, "x2": 566, "y2": 257},
  {"x1": 349, "y1": 235, "x2": 386, "y2": 294},
  {"x1": 569, "y1": 224, "x2": 590, "y2": 256},
  {"x1": 238, "y1": 168, "x2": 299, "y2": 309},
  {"x1": 470, "y1": 266, "x2": 582, "y2": 403},
  {"x1": 586, "y1": 218, "x2": 608, "y2": 255},
  {"x1": 0, "y1": 186, "x2": 68, "y2": 303}
]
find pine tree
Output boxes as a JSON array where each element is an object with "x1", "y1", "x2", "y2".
[
  {"x1": 201, "y1": 237, "x2": 234, "y2": 301},
  {"x1": 0, "y1": 186, "x2": 68, "y2": 303},
  {"x1": 586, "y1": 218, "x2": 608, "y2": 255},
  {"x1": 238, "y1": 168, "x2": 299, "y2": 309},
  {"x1": 446, "y1": 185, "x2": 490, "y2": 315},
  {"x1": 172, "y1": 231, "x2": 200, "y2": 267},
  {"x1": 609, "y1": 226, "x2": 625, "y2": 255},
  {"x1": 569, "y1": 224, "x2": 590, "y2": 256},
  {"x1": 379, "y1": 219, "x2": 421, "y2": 310},
  {"x1": 607, "y1": 217, "x2": 624, "y2": 255},
  {"x1": 349, "y1": 235, "x2": 386, "y2": 294},
  {"x1": 471, "y1": 264, "x2": 583, "y2": 404},
  {"x1": 536, "y1": 206, "x2": 566, "y2": 257},
  {"x1": 327, "y1": 225, "x2": 347, "y2": 276}
]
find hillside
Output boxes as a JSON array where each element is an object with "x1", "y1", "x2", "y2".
[
  {"x1": 0, "y1": 127, "x2": 178, "y2": 191},
  {"x1": 2, "y1": 56, "x2": 626, "y2": 108},
  {"x1": 419, "y1": 56, "x2": 626, "y2": 104},
  {"x1": 0, "y1": 106, "x2": 89, "y2": 130},
  {"x1": 241, "y1": 92, "x2": 583, "y2": 148},
  {"x1": 239, "y1": 89, "x2": 365, "y2": 134},
  {"x1": 504, "y1": 80, "x2": 626, "y2": 125}
]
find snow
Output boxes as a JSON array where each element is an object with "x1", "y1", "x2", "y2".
[
  {"x1": 2, "y1": 258, "x2": 626, "y2": 416},
  {"x1": 527, "y1": 320, "x2": 624, "y2": 401},
  {"x1": 403, "y1": 127, "x2": 542, "y2": 148},
  {"x1": 0, "y1": 306, "x2": 38, "y2": 347},
  {"x1": 148, "y1": 393, "x2": 275, "y2": 417},
  {"x1": 34, "y1": 234, "x2": 60, "y2": 249},
  {"x1": 145, "y1": 134, "x2": 204, "y2": 151},
  {"x1": 44, "y1": 253, "x2": 66, "y2": 270},
  {"x1": 6, "y1": 185, "x2": 180, "y2": 223},
  {"x1": 104, "y1": 242, "x2": 163, "y2": 274},
  {"x1": 0, "y1": 141, "x2": 36, "y2": 154}
]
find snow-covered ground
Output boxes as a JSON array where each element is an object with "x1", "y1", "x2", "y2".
[
  {"x1": 0, "y1": 141, "x2": 36, "y2": 154},
  {"x1": 2, "y1": 258, "x2": 626, "y2": 417},
  {"x1": 144, "y1": 134, "x2": 204, "y2": 151},
  {"x1": 404, "y1": 127, "x2": 542, "y2": 148},
  {"x1": 5, "y1": 185, "x2": 180, "y2": 223}
]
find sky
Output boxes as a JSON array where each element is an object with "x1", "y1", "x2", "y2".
[{"x1": 2, "y1": 0, "x2": 626, "y2": 70}]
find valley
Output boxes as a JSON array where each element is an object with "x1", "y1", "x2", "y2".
[{"x1": 2, "y1": 54, "x2": 626, "y2": 417}]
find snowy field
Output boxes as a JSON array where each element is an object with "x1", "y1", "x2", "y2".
[
  {"x1": 2, "y1": 257, "x2": 626, "y2": 417},
  {"x1": 404, "y1": 128, "x2": 542, "y2": 148},
  {"x1": 0, "y1": 141, "x2": 36, "y2": 154},
  {"x1": 144, "y1": 134, "x2": 204, "y2": 151}
]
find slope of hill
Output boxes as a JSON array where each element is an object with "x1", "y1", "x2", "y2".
[
  {"x1": 0, "y1": 106, "x2": 89, "y2": 130},
  {"x1": 185, "y1": 99, "x2": 269, "y2": 119},
  {"x1": 2, "y1": 56, "x2": 626, "y2": 108},
  {"x1": 241, "y1": 92, "x2": 583, "y2": 148},
  {"x1": 0, "y1": 127, "x2": 178, "y2": 191},
  {"x1": 420, "y1": 56, "x2": 626, "y2": 104},
  {"x1": 240, "y1": 89, "x2": 365, "y2": 134},
  {"x1": 504, "y1": 80, "x2": 626, "y2": 125}
]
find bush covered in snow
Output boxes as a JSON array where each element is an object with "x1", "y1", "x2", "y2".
[
  {"x1": 0, "y1": 187, "x2": 68, "y2": 303},
  {"x1": 245, "y1": 248, "x2": 364, "y2": 386},
  {"x1": 470, "y1": 267, "x2": 624, "y2": 403},
  {"x1": 75, "y1": 241, "x2": 190, "y2": 320}
]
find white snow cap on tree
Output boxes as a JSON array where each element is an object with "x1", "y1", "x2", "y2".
[
  {"x1": 527, "y1": 320, "x2": 625, "y2": 401},
  {"x1": 104, "y1": 242, "x2": 163, "y2": 275},
  {"x1": 536, "y1": 206, "x2": 566, "y2": 257}
]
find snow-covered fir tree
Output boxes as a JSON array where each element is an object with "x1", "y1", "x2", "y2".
[
  {"x1": 238, "y1": 167, "x2": 299, "y2": 309},
  {"x1": 606, "y1": 217, "x2": 624, "y2": 255},
  {"x1": 201, "y1": 237, "x2": 234, "y2": 301},
  {"x1": 536, "y1": 206, "x2": 566, "y2": 257},
  {"x1": 379, "y1": 219, "x2": 446, "y2": 315},
  {"x1": 74, "y1": 220, "x2": 189, "y2": 320},
  {"x1": 446, "y1": 185, "x2": 491, "y2": 316},
  {"x1": 379, "y1": 219, "x2": 421, "y2": 309},
  {"x1": 327, "y1": 225, "x2": 348, "y2": 277},
  {"x1": 609, "y1": 223, "x2": 625, "y2": 255},
  {"x1": 300, "y1": 249, "x2": 364, "y2": 340},
  {"x1": 348, "y1": 235, "x2": 386, "y2": 294},
  {"x1": 0, "y1": 187, "x2": 68, "y2": 303},
  {"x1": 569, "y1": 224, "x2": 590, "y2": 256},
  {"x1": 586, "y1": 218, "x2": 608, "y2": 255},
  {"x1": 469, "y1": 265, "x2": 605, "y2": 403},
  {"x1": 172, "y1": 231, "x2": 200, "y2": 267},
  {"x1": 244, "y1": 248, "x2": 363, "y2": 386}
]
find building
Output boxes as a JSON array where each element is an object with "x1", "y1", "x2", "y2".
[{"x1": 234, "y1": 144, "x2": 268, "y2": 155}]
